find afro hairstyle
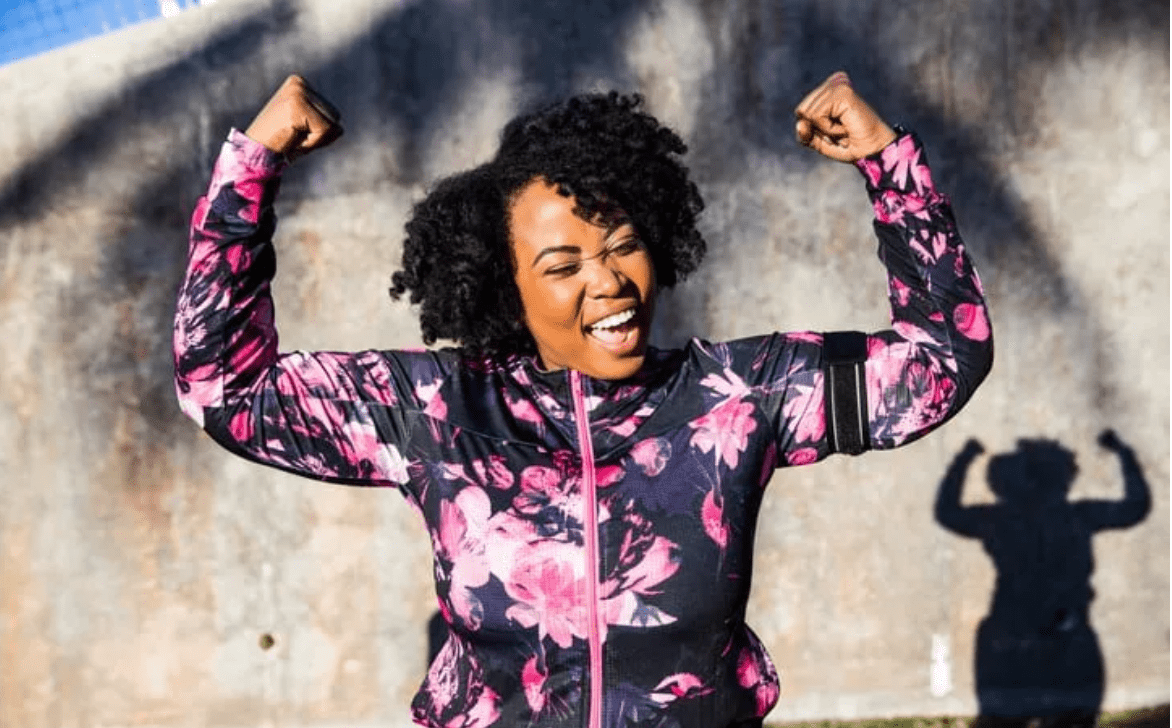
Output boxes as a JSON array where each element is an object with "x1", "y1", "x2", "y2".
[{"x1": 388, "y1": 92, "x2": 706, "y2": 359}]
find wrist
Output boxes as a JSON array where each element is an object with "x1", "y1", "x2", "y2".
[
  {"x1": 243, "y1": 119, "x2": 296, "y2": 157},
  {"x1": 227, "y1": 128, "x2": 289, "y2": 175},
  {"x1": 861, "y1": 124, "x2": 898, "y2": 158}
]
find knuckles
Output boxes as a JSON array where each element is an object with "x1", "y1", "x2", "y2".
[{"x1": 247, "y1": 74, "x2": 342, "y2": 156}]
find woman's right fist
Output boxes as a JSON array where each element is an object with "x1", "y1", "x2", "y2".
[{"x1": 244, "y1": 75, "x2": 343, "y2": 160}]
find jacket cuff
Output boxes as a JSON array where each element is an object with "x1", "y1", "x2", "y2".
[
  {"x1": 225, "y1": 127, "x2": 289, "y2": 179},
  {"x1": 854, "y1": 131, "x2": 939, "y2": 195},
  {"x1": 854, "y1": 131, "x2": 946, "y2": 226}
]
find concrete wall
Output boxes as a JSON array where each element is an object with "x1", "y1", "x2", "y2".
[{"x1": 0, "y1": 0, "x2": 1166, "y2": 725}]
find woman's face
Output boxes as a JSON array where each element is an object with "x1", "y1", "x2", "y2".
[{"x1": 509, "y1": 178, "x2": 656, "y2": 380}]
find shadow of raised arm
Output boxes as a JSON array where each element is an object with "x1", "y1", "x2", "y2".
[
  {"x1": 1077, "y1": 429, "x2": 1152, "y2": 532},
  {"x1": 934, "y1": 438, "x2": 987, "y2": 538}
]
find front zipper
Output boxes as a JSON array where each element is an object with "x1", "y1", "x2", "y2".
[{"x1": 569, "y1": 369, "x2": 603, "y2": 728}]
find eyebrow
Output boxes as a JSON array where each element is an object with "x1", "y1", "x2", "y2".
[
  {"x1": 531, "y1": 245, "x2": 582, "y2": 268},
  {"x1": 529, "y1": 221, "x2": 635, "y2": 269}
]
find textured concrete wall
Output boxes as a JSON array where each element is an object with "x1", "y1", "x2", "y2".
[{"x1": 0, "y1": 0, "x2": 1166, "y2": 725}]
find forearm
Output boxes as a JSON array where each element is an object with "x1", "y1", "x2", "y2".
[
  {"x1": 172, "y1": 130, "x2": 428, "y2": 486},
  {"x1": 856, "y1": 132, "x2": 994, "y2": 448},
  {"x1": 173, "y1": 129, "x2": 287, "y2": 426}
]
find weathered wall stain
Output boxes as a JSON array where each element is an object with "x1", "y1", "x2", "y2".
[{"x1": 0, "y1": 0, "x2": 1165, "y2": 725}]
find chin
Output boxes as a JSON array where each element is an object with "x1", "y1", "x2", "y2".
[{"x1": 582, "y1": 350, "x2": 647, "y2": 381}]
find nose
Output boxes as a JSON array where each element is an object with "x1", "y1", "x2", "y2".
[{"x1": 583, "y1": 256, "x2": 627, "y2": 298}]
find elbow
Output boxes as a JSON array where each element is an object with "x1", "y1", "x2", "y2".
[
  {"x1": 1135, "y1": 489, "x2": 1152, "y2": 522},
  {"x1": 949, "y1": 298, "x2": 994, "y2": 399},
  {"x1": 975, "y1": 332, "x2": 994, "y2": 388},
  {"x1": 173, "y1": 313, "x2": 204, "y2": 428},
  {"x1": 173, "y1": 353, "x2": 221, "y2": 429},
  {"x1": 949, "y1": 328, "x2": 994, "y2": 416},
  {"x1": 897, "y1": 343, "x2": 991, "y2": 445},
  {"x1": 971, "y1": 305, "x2": 995, "y2": 385},
  {"x1": 932, "y1": 501, "x2": 949, "y2": 524},
  {"x1": 866, "y1": 326, "x2": 993, "y2": 450},
  {"x1": 174, "y1": 377, "x2": 209, "y2": 429}
]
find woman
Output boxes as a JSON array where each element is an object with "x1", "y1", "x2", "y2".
[{"x1": 174, "y1": 72, "x2": 992, "y2": 728}]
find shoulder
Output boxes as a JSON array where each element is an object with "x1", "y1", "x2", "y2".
[
  {"x1": 341, "y1": 346, "x2": 465, "y2": 412},
  {"x1": 682, "y1": 332, "x2": 823, "y2": 378}
]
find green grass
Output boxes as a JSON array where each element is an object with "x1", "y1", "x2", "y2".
[
  {"x1": 767, "y1": 704, "x2": 1169, "y2": 728},
  {"x1": 1100, "y1": 706, "x2": 1170, "y2": 728},
  {"x1": 770, "y1": 717, "x2": 972, "y2": 728}
]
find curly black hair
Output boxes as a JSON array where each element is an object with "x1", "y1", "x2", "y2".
[{"x1": 389, "y1": 92, "x2": 707, "y2": 359}]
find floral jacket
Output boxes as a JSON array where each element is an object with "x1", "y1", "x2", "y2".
[{"x1": 174, "y1": 129, "x2": 992, "y2": 728}]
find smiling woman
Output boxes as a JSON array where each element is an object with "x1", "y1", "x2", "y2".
[
  {"x1": 387, "y1": 91, "x2": 705, "y2": 370},
  {"x1": 510, "y1": 178, "x2": 657, "y2": 379},
  {"x1": 174, "y1": 73, "x2": 993, "y2": 728}
]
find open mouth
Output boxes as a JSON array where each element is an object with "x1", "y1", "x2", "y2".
[{"x1": 585, "y1": 307, "x2": 640, "y2": 349}]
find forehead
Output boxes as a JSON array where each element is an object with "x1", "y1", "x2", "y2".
[{"x1": 508, "y1": 179, "x2": 621, "y2": 262}]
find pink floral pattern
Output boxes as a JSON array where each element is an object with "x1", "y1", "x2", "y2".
[
  {"x1": 434, "y1": 487, "x2": 493, "y2": 629},
  {"x1": 736, "y1": 643, "x2": 781, "y2": 717},
  {"x1": 599, "y1": 506, "x2": 680, "y2": 628},
  {"x1": 953, "y1": 301, "x2": 991, "y2": 341},
  {"x1": 501, "y1": 538, "x2": 588, "y2": 649},
  {"x1": 630, "y1": 437, "x2": 671, "y2": 477},
  {"x1": 522, "y1": 655, "x2": 549, "y2": 713},
  {"x1": 415, "y1": 634, "x2": 502, "y2": 728},
  {"x1": 650, "y1": 673, "x2": 714, "y2": 705},
  {"x1": 705, "y1": 490, "x2": 733, "y2": 553},
  {"x1": 688, "y1": 398, "x2": 758, "y2": 470},
  {"x1": 174, "y1": 129, "x2": 991, "y2": 728}
]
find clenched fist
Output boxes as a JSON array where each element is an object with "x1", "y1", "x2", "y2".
[
  {"x1": 245, "y1": 75, "x2": 343, "y2": 160},
  {"x1": 794, "y1": 71, "x2": 896, "y2": 163}
]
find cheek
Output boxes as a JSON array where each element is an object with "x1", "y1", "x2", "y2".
[
  {"x1": 627, "y1": 252, "x2": 657, "y2": 296},
  {"x1": 516, "y1": 277, "x2": 581, "y2": 329}
]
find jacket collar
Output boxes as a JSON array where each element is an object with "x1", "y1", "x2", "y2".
[{"x1": 429, "y1": 347, "x2": 687, "y2": 452}]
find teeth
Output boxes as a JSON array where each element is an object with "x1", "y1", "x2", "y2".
[{"x1": 590, "y1": 308, "x2": 636, "y2": 331}]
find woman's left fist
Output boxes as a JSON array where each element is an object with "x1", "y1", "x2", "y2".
[
  {"x1": 794, "y1": 71, "x2": 896, "y2": 163},
  {"x1": 244, "y1": 75, "x2": 344, "y2": 161}
]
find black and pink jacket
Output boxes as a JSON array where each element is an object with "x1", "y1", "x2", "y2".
[{"x1": 174, "y1": 129, "x2": 992, "y2": 728}]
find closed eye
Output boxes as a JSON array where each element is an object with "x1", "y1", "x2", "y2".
[
  {"x1": 545, "y1": 261, "x2": 581, "y2": 277},
  {"x1": 543, "y1": 234, "x2": 641, "y2": 276},
  {"x1": 610, "y1": 237, "x2": 643, "y2": 255}
]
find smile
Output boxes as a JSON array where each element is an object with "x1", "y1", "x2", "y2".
[
  {"x1": 585, "y1": 307, "x2": 641, "y2": 352},
  {"x1": 587, "y1": 307, "x2": 636, "y2": 332}
]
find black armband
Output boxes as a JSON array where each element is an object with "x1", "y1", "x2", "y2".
[{"x1": 823, "y1": 331, "x2": 871, "y2": 456}]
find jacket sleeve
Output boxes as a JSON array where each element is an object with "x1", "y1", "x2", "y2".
[
  {"x1": 853, "y1": 132, "x2": 993, "y2": 450},
  {"x1": 731, "y1": 131, "x2": 993, "y2": 467},
  {"x1": 173, "y1": 130, "x2": 438, "y2": 486}
]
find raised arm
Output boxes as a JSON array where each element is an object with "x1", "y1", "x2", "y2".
[
  {"x1": 853, "y1": 135, "x2": 992, "y2": 448},
  {"x1": 738, "y1": 72, "x2": 993, "y2": 465},
  {"x1": 933, "y1": 439, "x2": 987, "y2": 537},
  {"x1": 173, "y1": 76, "x2": 433, "y2": 486},
  {"x1": 1078, "y1": 429, "x2": 1152, "y2": 531}
]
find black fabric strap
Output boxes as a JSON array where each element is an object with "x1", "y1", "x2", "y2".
[{"x1": 823, "y1": 330, "x2": 871, "y2": 456}]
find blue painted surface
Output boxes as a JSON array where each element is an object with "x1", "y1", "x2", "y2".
[{"x1": 0, "y1": 0, "x2": 197, "y2": 66}]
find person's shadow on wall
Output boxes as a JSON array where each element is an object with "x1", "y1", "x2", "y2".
[{"x1": 934, "y1": 431, "x2": 1151, "y2": 728}]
